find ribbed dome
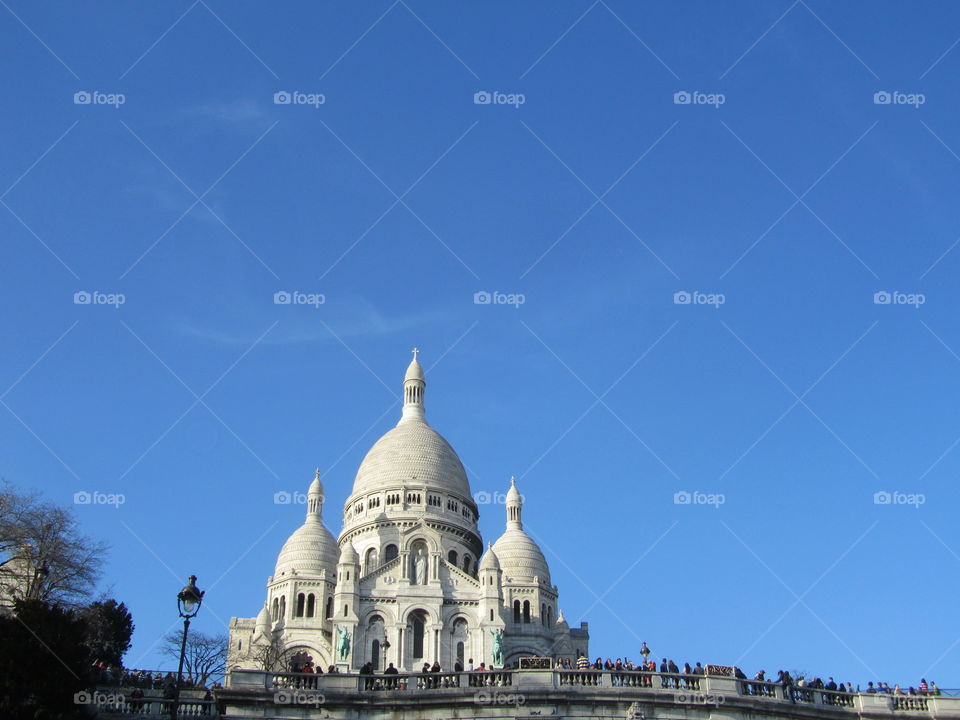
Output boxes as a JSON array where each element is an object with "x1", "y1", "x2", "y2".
[
  {"x1": 351, "y1": 418, "x2": 471, "y2": 499},
  {"x1": 274, "y1": 519, "x2": 338, "y2": 579},
  {"x1": 491, "y1": 528, "x2": 551, "y2": 584},
  {"x1": 479, "y1": 543, "x2": 500, "y2": 571}
]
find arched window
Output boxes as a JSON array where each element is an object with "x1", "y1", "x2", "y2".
[
  {"x1": 325, "y1": 596, "x2": 333, "y2": 619},
  {"x1": 411, "y1": 611, "x2": 426, "y2": 660},
  {"x1": 456, "y1": 641, "x2": 465, "y2": 667},
  {"x1": 271, "y1": 598, "x2": 279, "y2": 621},
  {"x1": 343, "y1": 604, "x2": 348, "y2": 617},
  {"x1": 547, "y1": 606, "x2": 553, "y2": 627},
  {"x1": 513, "y1": 600, "x2": 521, "y2": 624},
  {"x1": 306, "y1": 594, "x2": 315, "y2": 618},
  {"x1": 279, "y1": 596, "x2": 286, "y2": 620},
  {"x1": 364, "y1": 547, "x2": 378, "y2": 575},
  {"x1": 384, "y1": 544, "x2": 398, "y2": 562},
  {"x1": 490, "y1": 609, "x2": 494, "y2": 621},
  {"x1": 522, "y1": 600, "x2": 530, "y2": 624},
  {"x1": 295, "y1": 593, "x2": 305, "y2": 618},
  {"x1": 369, "y1": 615, "x2": 385, "y2": 670},
  {"x1": 462, "y1": 555, "x2": 472, "y2": 574},
  {"x1": 448, "y1": 550, "x2": 458, "y2": 566},
  {"x1": 541, "y1": 603, "x2": 546, "y2": 626}
]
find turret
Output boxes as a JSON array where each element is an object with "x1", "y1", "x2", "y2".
[
  {"x1": 506, "y1": 476, "x2": 522, "y2": 529},
  {"x1": 401, "y1": 348, "x2": 425, "y2": 422}
]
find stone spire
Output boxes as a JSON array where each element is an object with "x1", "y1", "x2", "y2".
[
  {"x1": 401, "y1": 348, "x2": 426, "y2": 422},
  {"x1": 307, "y1": 469, "x2": 324, "y2": 521},
  {"x1": 506, "y1": 476, "x2": 522, "y2": 529}
]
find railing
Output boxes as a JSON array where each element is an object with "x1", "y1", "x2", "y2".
[
  {"x1": 225, "y1": 668, "x2": 960, "y2": 715},
  {"x1": 895, "y1": 696, "x2": 930, "y2": 711},
  {"x1": 822, "y1": 689, "x2": 856, "y2": 707},
  {"x1": 559, "y1": 670, "x2": 602, "y2": 686},
  {"x1": 88, "y1": 697, "x2": 215, "y2": 716},
  {"x1": 349, "y1": 670, "x2": 514, "y2": 691},
  {"x1": 741, "y1": 680, "x2": 780, "y2": 698}
]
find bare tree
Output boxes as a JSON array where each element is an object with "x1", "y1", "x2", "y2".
[
  {"x1": 240, "y1": 632, "x2": 300, "y2": 672},
  {"x1": 0, "y1": 482, "x2": 108, "y2": 608},
  {"x1": 162, "y1": 629, "x2": 228, "y2": 687}
]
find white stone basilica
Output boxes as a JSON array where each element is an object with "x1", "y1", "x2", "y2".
[{"x1": 228, "y1": 351, "x2": 588, "y2": 674}]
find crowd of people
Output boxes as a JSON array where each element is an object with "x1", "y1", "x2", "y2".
[{"x1": 90, "y1": 662, "x2": 222, "y2": 692}]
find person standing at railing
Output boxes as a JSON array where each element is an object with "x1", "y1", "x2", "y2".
[
  {"x1": 920, "y1": 679, "x2": 929, "y2": 695},
  {"x1": 577, "y1": 655, "x2": 589, "y2": 670}
]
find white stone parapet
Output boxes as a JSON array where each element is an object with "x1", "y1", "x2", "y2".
[{"x1": 220, "y1": 668, "x2": 960, "y2": 718}]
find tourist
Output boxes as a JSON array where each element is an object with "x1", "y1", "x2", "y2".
[
  {"x1": 668, "y1": 660, "x2": 680, "y2": 688},
  {"x1": 919, "y1": 679, "x2": 929, "y2": 695},
  {"x1": 932, "y1": 682, "x2": 942, "y2": 696},
  {"x1": 577, "y1": 655, "x2": 589, "y2": 670},
  {"x1": 454, "y1": 660, "x2": 463, "y2": 672}
]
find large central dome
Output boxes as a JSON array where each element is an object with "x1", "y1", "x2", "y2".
[
  {"x1": 352, "y1": 419, "x2": 471, "y2": 499},
  {"x1": 348, "y1": 350, "x2": 472, "y2": 502}
]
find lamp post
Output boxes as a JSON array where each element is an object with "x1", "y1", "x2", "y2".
[{"x1": 171, "y1": 575, "x2": 204, "y2": 720}]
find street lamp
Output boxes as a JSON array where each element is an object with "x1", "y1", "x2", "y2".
[{"x1": 171, "y1": 576, "x2": 204, "y2": 720}]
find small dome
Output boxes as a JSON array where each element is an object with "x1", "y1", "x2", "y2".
[
  {"x1": 339, "y1": 542, "x2": 359, "y2": 564},
  {"x1": 491, "y1": 528, "x2": 551, "y2": 585},
  {"x1": 405, "y1": 355, "x2": 424, "y2": 381},
  {"x1": 479, "y1": 543, "x2": 500, "y2": 571},
  {"x1": 274, "y1": 520, "x2": 338, "y2": 579},
  {"x1": 255, "y1": 602, "x2": 270, "y2": 632},
  {"x1": 506, "y1": 476, "x2": 521, "y2": 504}
]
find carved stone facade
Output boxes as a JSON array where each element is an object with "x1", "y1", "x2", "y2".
[{"x1": 228, "y1": 351, "x2": 588, "y2": 673}]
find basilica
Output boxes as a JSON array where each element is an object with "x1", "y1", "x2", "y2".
[{"x1": 228, "y1": 351, "x2": 588, "y2": 674}]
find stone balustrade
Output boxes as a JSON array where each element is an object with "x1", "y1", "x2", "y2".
[{"x1": 225, "y1": 667, "x2": 960, "y2": 715}]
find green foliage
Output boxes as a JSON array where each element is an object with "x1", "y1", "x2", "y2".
[
  {"x1": 0, "y1": 600, "x2": 91, "y2": 720},
  {"x1": 80, "y1": 598, "x2": 134, "y2": 667}
]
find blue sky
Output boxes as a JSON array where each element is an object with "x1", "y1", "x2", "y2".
[{"x1": 3, "y1": 0, "x2": 960, "y2": 687}]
